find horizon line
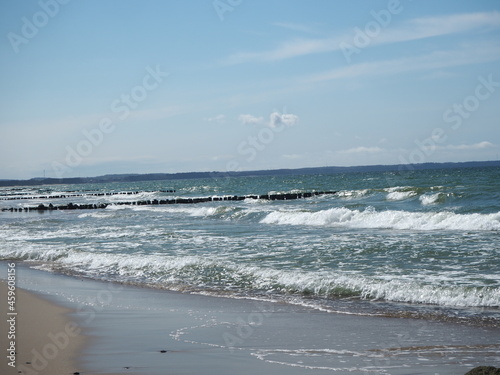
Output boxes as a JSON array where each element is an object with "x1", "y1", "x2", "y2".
[{"x1": 2, "y1": 159, "x2": 500, "y2": 183}]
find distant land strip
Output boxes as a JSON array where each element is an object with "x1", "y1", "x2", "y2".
[
  {"x1": 0, "y1": 160, "x2": 499, "y2": 187},
  {"x1": 1, "y1": 191, "x2": 337, "y2": 212}
]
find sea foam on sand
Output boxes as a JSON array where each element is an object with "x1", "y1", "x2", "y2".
[{"x1": 1, "y1": 262, "x2": 499, "y2": 375}]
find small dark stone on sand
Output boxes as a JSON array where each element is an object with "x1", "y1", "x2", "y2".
[{"x1": 465, "y1": 366, "x2": 500, "y2": 375}]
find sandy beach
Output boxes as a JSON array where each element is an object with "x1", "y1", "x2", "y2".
[
  {"x1": 0, "y1": 261, "x2": 498, "y2": 375},
  {"x1": 0, "y1": 279, "x2": 85, "y2": 375},
  {"x1": 2, "y1": 0, "x2": 500, "y2": 373}
]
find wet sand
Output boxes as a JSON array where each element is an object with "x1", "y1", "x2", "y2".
[{"x1": 1, "y1": 262, "x2": 499, "y2": 375}]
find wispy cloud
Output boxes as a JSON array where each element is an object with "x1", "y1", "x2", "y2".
[
  {"x1": 205, "y1": 114, "x2": 226, "y2": 123},
  {"x1": 225, "y1": 37, "x2": 339, "y2": 65},
  {"x1": 281, "y1": 153, "x2": 303, "y2": 160},
  {"x1": 339, "y1": 146, "x2": 385, "y2": 154},
  {"x1": 272, "y1": 22, "x2": 317, "y2": 34},
  {"x1": 371, "y1": 11, "x2": 500, "y2": 45},
  {"x1": 437, "y1": 141, "x2": 495, "y2": 151},
  {"x1": 269, "y1": 112, "x2": 299, "y2": 128},
  {"x1": 336, "y1": 141, "x2": 495, "y2": 157},
  {"x1": 238, "y1": 111, "x2": 299, "y2": 128},
  {"x1": 223, "y1": 12, "x2": 500, "y2": 65},
  {"x1": 305, "y1": 40, "x2": 500, "y2": 82},
  {"x1": 238, "y1": 114, "x2": 264, "y2": 125}
]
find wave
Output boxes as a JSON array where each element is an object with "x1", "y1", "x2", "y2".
[
  {"x1": 125, "y1": 205, "x2": 240, "y2": 218},
  {"x1": 260, "y1": 207, "x2": 500, "y2": 231},
  {"x1": 386, "y1": 191, "x2": 417, "y2": 201},
  {"x1": 420, "y1": 193, "x2": 446, "y2": 205},
  {"x1": 3, "y1": 247, "x2": 498, "y2": 308},
  {"x1": 77, "y1": 212, "x2": 113, "y2": 219},
  {"x1": 245, "y1": 268, "x2": 500, "y2": 307},
  {"x1": 336, "y1": 189, "x2": 371, "y2": 199}
]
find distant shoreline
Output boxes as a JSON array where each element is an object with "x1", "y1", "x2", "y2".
[{"x1": 1, "y1": 160, "x2": 499, "y2": 187}]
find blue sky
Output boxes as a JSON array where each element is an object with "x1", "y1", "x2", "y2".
[{"x1": 1, "y1": 0, "x2": 499, "y2": 179}]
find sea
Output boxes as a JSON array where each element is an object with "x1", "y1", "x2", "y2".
[{"x1": 1, "y1": 166, "x2": 499, "y2": 327}]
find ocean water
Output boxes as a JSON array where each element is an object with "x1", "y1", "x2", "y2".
[{"x1": 1, "y1": 166, "x2": 499, "y2": 326}]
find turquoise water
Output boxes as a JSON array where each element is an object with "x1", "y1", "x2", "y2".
[{"x1": 1, "y1": 166, "x2": 499, "y2": 325}]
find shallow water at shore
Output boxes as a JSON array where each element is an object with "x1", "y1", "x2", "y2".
[
  {"x1": 2, "y1": 263, "x2": 499, "y2": 375},
  {"x1": 1, "y1": 167, "x2": 499, "y2": 327}
]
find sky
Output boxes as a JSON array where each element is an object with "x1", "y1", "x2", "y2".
[{"x1": 1, "y1": 0, "x2": 499, "y2": 179}]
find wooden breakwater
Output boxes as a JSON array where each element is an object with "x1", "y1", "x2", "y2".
[
  {"x1": 0, "y1": 190, "x2": 175, "y2": 201},
  {"x1": 1, "y1": 191, "x2": 337, "y2": 212}
]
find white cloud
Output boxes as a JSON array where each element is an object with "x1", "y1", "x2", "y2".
[
  {"x1": 205, "y1": 114, "x2": 226, "y2": 123},
  {"x1": 269, "y1": 112, "x2": 299, "y2": 128},
  {"x1": 281, "y1": 153, "x2": 303, "y2": 159},
  {"x1": 238, "y1": 114, "x2": 264, "y2": 125},
  {"x1": 369, "y1": 11, "x2": 500, "y2": 46},
  {"x1": 224, "y1": 12, "x2": 500, "y2": 65},
  {"x1": 225, "y1": 37, "x2": 338, "y2": 65},
  {"x1": 438, "y1": 141, "x2": 495, "y2": 150},
  {"x1": 306, "y1": 41, "x2": 500, "y2": 82},
  {"x1": 238, "y1": 112, "x2": 299, "y2": 128},
  {"x1": 339, "y1": 146, "x2": 384, "y2": 154}
]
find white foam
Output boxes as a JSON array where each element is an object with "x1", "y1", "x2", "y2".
[
  {"x1": 106, "y1": 204, "x2": 128, "y2": 210},
  {"x1": 244, "y1": 197, "x2": 270, "y2": 205},
  {"x1": 420, "y1": 193, "x2": 442, "y2": 205},
  {"x1": 260, "y1": 207, "x2": 500, "y2": 231},
  {"x1": 386, "y1": 191, "x2": 417, "y2": 201},
  {"x1": 252, "y1": 348, "x2": 388, "y2": 373},
  {"x1": 232, "y1": 266, "x2": 500, "y2": 307},
  {"x1": 105, "y1": 204, "x2": 234, "y2": 217},
  {"x1": 159, "y1": 205, "x2": 234, "y2": 217},
  {"x1": 105, "y1": 191, "x2": 157, "y2": 202},
  {"x1": 156, "y1": 206, "x2": 221, "y2": 217},
  {"x1": 385, "y1": 186, "x2": 411, "y2": 193},
  {"x1": 2, "y1": 243, "x2": 499, "y2": 307},
  {"x1": 78, "y1": 212, "x2": 113, "y2": 218},
  {"x1": 337, "y1": 189, "x2": 370, "y2": 199}
]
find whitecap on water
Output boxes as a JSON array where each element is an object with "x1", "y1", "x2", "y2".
[
  {"x1": 386, "y1": 191, "x2": 417, "y2": 201},
  {"x1": 260, "y1": 207, "x2": 500, "y2": 231},
  {"x1": 419, "y1": 193, "x2": 443, "y2": 205}
]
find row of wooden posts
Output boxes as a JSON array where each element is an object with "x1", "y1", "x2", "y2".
[
  {"x1": 0, "y1": 190, "x2": 175, "y2": 201},
  {"x1": 1, "y1": 191, "x2": 337, "y2": 212}
]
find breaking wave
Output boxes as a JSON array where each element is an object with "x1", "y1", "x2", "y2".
[
  {"x1": 260, "y1": 207, "x2": 500, "y2": 231},
  {"x1": 2, "y1": 247, "x2": 498, "y2": 308},
  {"x1": 420, "y1": 193, "x2": 446, "y2": 205}
]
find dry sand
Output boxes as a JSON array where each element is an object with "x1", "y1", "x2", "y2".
[{"x1": 0, "y1": 281, "x2": 85, "y2": 375}]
